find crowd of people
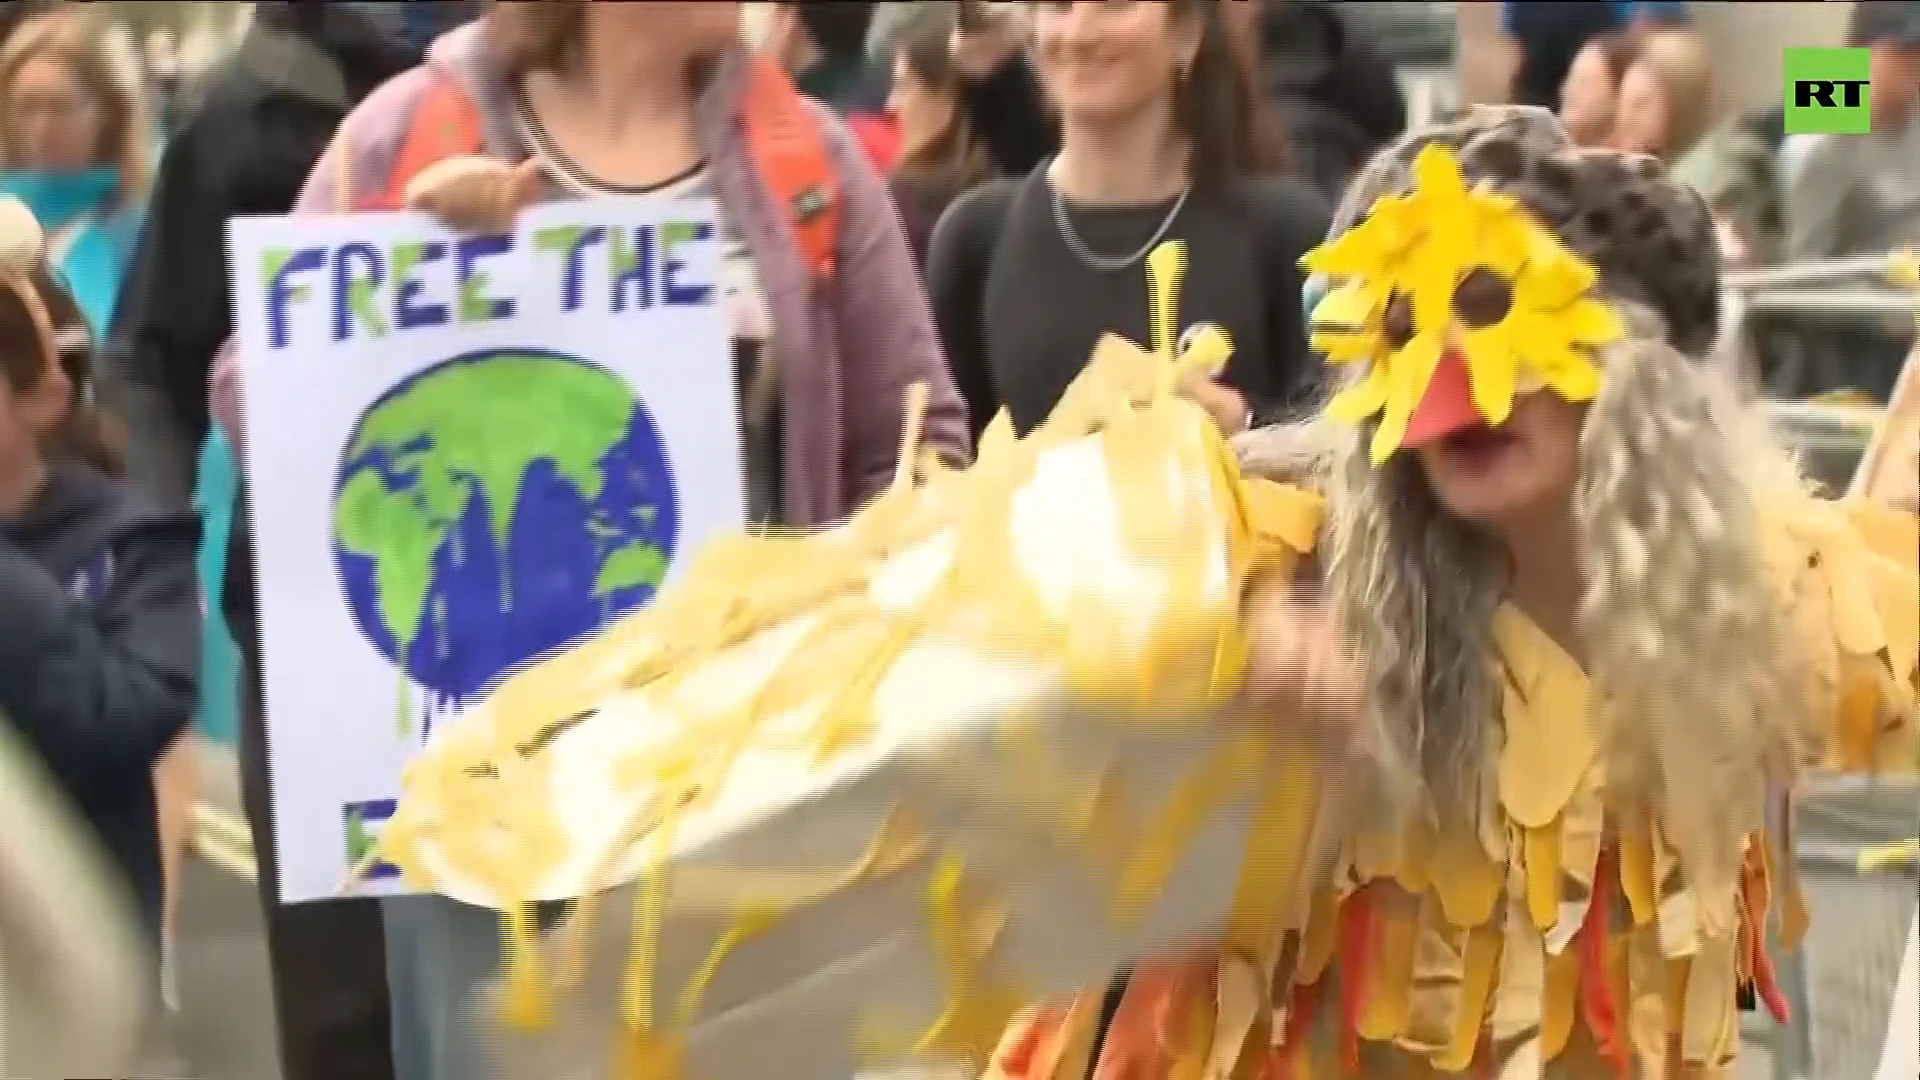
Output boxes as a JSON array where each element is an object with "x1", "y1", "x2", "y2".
[
  {"x1": 0, "y1": 3, "x2": 1913, "y2": 1080},
  {"x1": 1504, "y1": 0, "x2": 1920, "y2": 398}
]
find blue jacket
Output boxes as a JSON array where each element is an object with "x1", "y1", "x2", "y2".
[
  {"x1": 0, "y1": 464, "x2": 200, "y2": 938},
  {"x1": 0, "y1": 169, "x2": 144, "y2": 338}
]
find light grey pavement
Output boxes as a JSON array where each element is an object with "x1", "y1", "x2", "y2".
[
  {"x1": 168, "y1": 849, "x2": 281, "y2": 1080},
  {"x1": 164, "y1": 743, "x2": 281, "y2": 1080},
  {"x1": 1788, "y1": 776, "x2": 1920, "y2": 1080}
]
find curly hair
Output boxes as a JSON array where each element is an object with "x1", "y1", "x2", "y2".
[
  {"x1": 1287, "y1": 297, "x2": 1819, "y2": 892},
  {"x1": 1567, "y1": 300, "x2": 1813, "y2": 883}
]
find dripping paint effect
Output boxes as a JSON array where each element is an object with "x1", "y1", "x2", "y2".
[{"x1": 395, "y1": 663, "x2": 411, "y2": 738}]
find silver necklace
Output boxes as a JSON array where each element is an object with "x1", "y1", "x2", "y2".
[{"x1": 1049, "y1": 166, "x2": 1192, "y2": 273}]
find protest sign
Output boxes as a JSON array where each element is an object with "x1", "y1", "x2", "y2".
[{"x1": 226, "y1": 199, "x2": 744, "y2": 902}]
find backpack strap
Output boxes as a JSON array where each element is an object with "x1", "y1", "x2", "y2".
[
  {"x1": 739, "y1": 56, "x2": 839, "y2": 285},
  {"x1": 334, "y1": 66, "x2": 491, "y2": 212},
  {"x1": 355, "y1": 68, "x2": 490, "y2": 213}
]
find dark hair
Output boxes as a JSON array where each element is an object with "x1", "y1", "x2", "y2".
[
  {"x1": 1168, "y1": 0, "x2": 1286, "y2": 192},
  {"x1": 792, "y1": 1, "x2": 875, "y2": 64},
  {"x1": 0, "y1": 263, "x2": 122, "y2": 475},
  {"x1": 889, "y1": 5, "x2": 992, "y2": 199}
]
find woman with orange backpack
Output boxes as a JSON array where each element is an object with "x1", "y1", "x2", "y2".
[{"x1": 200, "y1": 4, "x2": 969, "y2": 1079}]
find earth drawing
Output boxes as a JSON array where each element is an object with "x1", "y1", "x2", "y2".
[{"x1": 331, "y1": 349, "x2": 679, "y2": 734}]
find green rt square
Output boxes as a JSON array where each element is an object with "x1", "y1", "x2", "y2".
[{"x1": 1786, "y1": 47, "x2": 1871, "y2": 135}]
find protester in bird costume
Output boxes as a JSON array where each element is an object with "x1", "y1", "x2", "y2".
[
  {"x1": 374, "y1": 105, "x2": 1916, "y2": 1080},
  {"x1": 984, "y1": 104, "x2": 1919, "y2": 1080}
]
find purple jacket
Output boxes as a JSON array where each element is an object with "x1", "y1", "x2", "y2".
[{"x1": 214, "y1": 21, "x2": 968, "y2": 527}]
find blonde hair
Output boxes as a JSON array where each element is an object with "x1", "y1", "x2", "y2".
[
  {"x1": 0, "y1": 9, "x2": 150, "y2": 206},
  {"x1": 1282, "y1": 298, "x2": 1818, "y2": 894},
  {"x1": 1629, "y1": 29, "x2": 1715, "y2": 160}
]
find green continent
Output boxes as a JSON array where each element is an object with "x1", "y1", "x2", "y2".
[
  {"x1": 345, "y1": 808, "x2": 374, "y2": 865},
  {"x1": 594, "y1": 539, "x2": 668, "y2": 598},
  {"x1": 334, "y1": 355, "x2": 638, "y2": 652},
  {"x1": 335, "y1": 467, "x2": 447, "y2": 652}
]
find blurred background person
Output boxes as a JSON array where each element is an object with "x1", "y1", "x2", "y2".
[
  {"x1": 1506, "y1": 0, "x2": 1638, "y2": 112},
  {"x1": 1238, "y1": 0, "x2": 1407, "y2": 206},
  {"x1": 1558, "y1": 31, "x2": 1640, "y2": 146},
  {"x1": 1777, "y1": 0, "x2": 1920, "y2": 399},
  {"x1": 762, "y1": 0, "x2": 899, "y2": 169},
  {"x1": 0, "y1": 7, "x2": 149, "y2": 337},
  {"x1": 1505, "y1": 0, "x2": 1691, "y2": 111},
  {"x1": 1785, "y1": 0, "x2": 1920, "y2": 265},
  {"x1": 108, "y1": 4, "x2": 465, "y2": 1077},
  {"x1": 1612, "y1": 27, "x2": 1716, "y2": 162},
  {"x1": 1685, "y1": 99, "x2": 1791, "y2": 269},
  {"x1": 945, "y1": 0, "x2": 1056, "y2": 181},
  {"x1": 0, "y1": 233, "x2": 198, "y2": 1054},
  {"x1": 928, "y1": 0, "x2": 1327, "y2": 444},
  {"x1": 943, "y1": 0, "x2": 1404, "y2": 210},
  {"x1": 878, "y1": 2, "x2": 994, "y2": 271}
]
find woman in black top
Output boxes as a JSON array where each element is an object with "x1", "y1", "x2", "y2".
[{"x1": 927, "y1": 0, "x2": 1329, "y2": 441}]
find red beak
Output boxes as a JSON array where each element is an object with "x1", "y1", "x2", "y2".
[{"x1": 1401, "y1": 346, "x2": 1485, "y2": 448}]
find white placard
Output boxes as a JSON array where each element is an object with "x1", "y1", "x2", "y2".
[{"x1": 226, "y1": 199, "x2": 745, "y2": 903}]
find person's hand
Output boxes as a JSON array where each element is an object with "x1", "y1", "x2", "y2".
[
  {"x1": 1237, "y1": 580, "x2": 1363, "y2": 752},
  {"x1": 950, "y1": 2, "x2": 1025, "y2": 80},
  {"x1": 1176, "y1": 371, "x2": 1252, "y2": 435},
  {"x1": 403, "y1": 156, "x2": 546, "y2": 234}
]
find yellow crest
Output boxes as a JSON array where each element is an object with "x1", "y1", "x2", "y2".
[{"x1": 1302, "y1": 144, "x2": 1623, "y2": 463}]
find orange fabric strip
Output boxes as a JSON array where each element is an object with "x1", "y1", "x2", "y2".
[
  {"x1": 994, "y1": 1006, "x2": 1065, "y2": 1078},
  {"x1": 1740, "y1": 858, "x2": 1791, "y2": 1025},
  {"x1": 739, "y1": 57, "x2": 839, "y2": 285},
  {"x1": 1282, "y1": 971, "x2": 1321, "y2": 1052},
  {"x1": 1337, "y1": 888, "x2": 1377, "y2": 1072},
  {"x1": 1578, "y1": 847, "x2": 1628, "y2": 1077}
]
